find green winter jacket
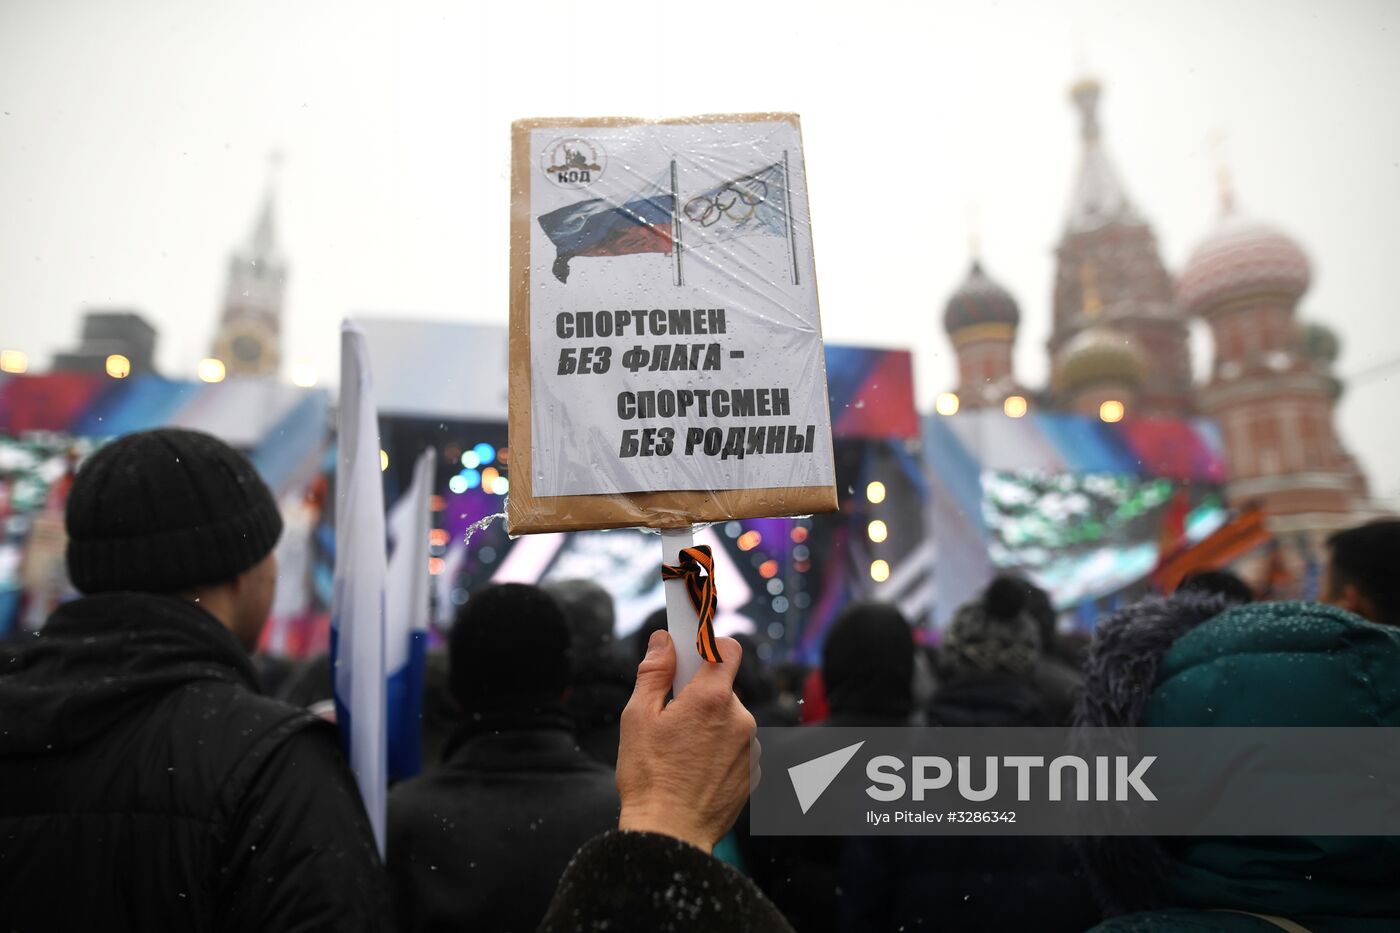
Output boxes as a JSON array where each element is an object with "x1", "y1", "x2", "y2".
[{"x1": 1089, "y1": 601, "x2": 1400, "y2": 933}]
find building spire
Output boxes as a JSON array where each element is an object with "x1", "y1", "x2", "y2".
[
  {"x1": 210, "y1": 151, "x2": 288, "y2": 378},
  {"x1": 1070, "y1": 75, "x2": 1102, "y2": 145},
  {"x1": 1210, "y1": 129, "x2": 1235, "y2": 216},
  {"x1": 1064, "y1": 76, "x2": 1138, "y2": 233},
  {"x1": 249, "y1": 150, "x2": 282, "y2": 257},
  {"x1": 250, "y1": 193, "x2": 276, "y2": 256},
  {"x1": 966, "y1": 202, "x2": 981, "y2": 262}
]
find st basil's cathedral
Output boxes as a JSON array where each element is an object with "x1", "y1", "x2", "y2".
[{"x1": 940, "y1": 75, "x2": 1372, "y2": 583}]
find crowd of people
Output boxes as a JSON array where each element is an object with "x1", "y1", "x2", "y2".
[{"x1": 2, "y1": 426, "x2": 1399, "y2": 932}]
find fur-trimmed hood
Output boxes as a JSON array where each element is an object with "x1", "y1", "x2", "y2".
[
  {"x1": 1075, "y1": 595, "x2": 1400, "y2": 928},
  {"x1": 1073, "y1": 591, "x2": 1231, "y2": 917},
  {"x1": 1075, "y1": 591, "x2": 1231, "y2": 731}
]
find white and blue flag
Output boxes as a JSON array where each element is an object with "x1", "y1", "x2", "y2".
[
  {"x1": 384, "y1": 447, "x2": 433, "y2": 781},
  {"x1": 331, "y1": 321, "x2": 389, "y2": 855}
]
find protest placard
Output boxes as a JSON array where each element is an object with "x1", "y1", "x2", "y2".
[{"x1": 507, "y1": 113, "x2": 838, "y2": 534}]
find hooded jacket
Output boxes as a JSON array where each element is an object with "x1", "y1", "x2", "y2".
[
  {"x1": 0, "y1": 592, "x2": 393, "y2": 932},
  {"x1": 1079, "y1": 596, "x2": 1400, "y2": 932}
]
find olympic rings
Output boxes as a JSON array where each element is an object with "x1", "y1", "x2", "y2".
[{"x1": 682, "y1": 171, "x2": 773, "y2": 228}]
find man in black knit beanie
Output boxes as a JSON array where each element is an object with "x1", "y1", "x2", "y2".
[{"x1": 0, "y1": 428, "x2": 393, "y2": 932}]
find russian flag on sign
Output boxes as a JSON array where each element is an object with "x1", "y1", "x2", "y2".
[{"x1": 537, "y1": 177, "x2": 675, "y2": 283}]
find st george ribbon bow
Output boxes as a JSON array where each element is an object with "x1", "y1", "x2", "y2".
[{"x1": 660, "y1": 544, "x2": 722, "y2": 663}]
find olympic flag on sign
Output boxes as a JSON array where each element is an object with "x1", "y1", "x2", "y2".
[{"x1": 682, "y1": 162, "x2": 789, "y2": 244}]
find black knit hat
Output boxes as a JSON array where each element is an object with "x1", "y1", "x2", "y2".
[
  {"x1": 940, "y1": 600, "x2": 1041, "y2": 679},
  {"x1": 822, "y1": 602, "x2": 915, "y2": 719},
  {"x1": 448, "y1": 583, "x2": 572, "y2": 711},
  {"x1": 65, "y1": 428, "x2": 283, "y2": 594}
]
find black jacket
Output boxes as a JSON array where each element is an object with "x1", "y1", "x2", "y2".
[
  {"x1": 926, "y1": 671, "x2": 1053, "y2": 727},
  {"x1": 386, "y1": 708, "x2": 620, "y2": 933},
  {"x1": 0, "y1": 593, "x2": 393, "y2": 932},
  {"x1": 838, "y1": 673, "x2": 1098, "y2": 933},
  {"x1": 744, "y1": 708, "x2": 915, "y2": 933},
  {"x1": 566, "y1": 665, "x2": 631, "y2": 769},
  {"x1": 540, "y1": 831, "x2": 795, "y2": 933}
]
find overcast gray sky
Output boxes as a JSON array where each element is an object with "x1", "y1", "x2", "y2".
[{"x1": 2, "y1": 0, "x2": 1397, "y2": 501}]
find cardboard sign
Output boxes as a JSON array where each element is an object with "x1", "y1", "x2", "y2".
[{"x1": 508, "y1": 113, "x2": 838, "y2": 534}]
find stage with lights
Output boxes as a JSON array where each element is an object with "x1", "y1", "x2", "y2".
[{"x1": 0, "y1": 316, "x2": 1232, "y2": 656}]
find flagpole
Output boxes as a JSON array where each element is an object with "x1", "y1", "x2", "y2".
[
  {"x1": 671, "y1": 158, "x2": 684, "y2": 286},
  {"x1": 661, "y1": 526, "x2": 702, "y2": 695},
  {"x1": 783, "y1": 150, "x2": 799, "y2": 286}
]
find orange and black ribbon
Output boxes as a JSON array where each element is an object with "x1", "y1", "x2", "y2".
[{"x1": 660, "y1": 544, "x2": 722, "y2": 663}]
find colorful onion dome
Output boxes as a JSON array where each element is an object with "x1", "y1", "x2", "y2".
[
  {"x1": 1058, "y1": 326, "x2": 1146, "y2": 390},
  {"x1": 1297, "y1": 321, "x2": 1340, "y2": 369},
  {"x1": 944, "y1": 260, "x2": 1021, "y2": 335},
  {"x1": 1178, "y1": 212, "x2": 1310, "y2": 314}
]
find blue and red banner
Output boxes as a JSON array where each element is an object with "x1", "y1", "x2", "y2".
[{"x1": 824, "y1": 346, "x2": 919, "y2": 440}]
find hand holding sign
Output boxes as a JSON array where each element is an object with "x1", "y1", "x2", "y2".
[{"x1": 617, "y1": 630, "x2": 759, "y2": 853}]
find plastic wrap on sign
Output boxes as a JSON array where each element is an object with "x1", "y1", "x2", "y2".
[{"x1": 507, "y1": 114, "x2": 839, "y2": 535}]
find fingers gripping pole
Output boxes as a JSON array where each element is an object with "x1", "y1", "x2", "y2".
[{"x1": 661, "y1": 527, "x2": 702, "y2": 695}]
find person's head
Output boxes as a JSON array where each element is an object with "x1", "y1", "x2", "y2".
[
  {"x1": 64, "y1": 428, "x2": 283, "y2": 650},
  {"x1": 1176, "y1": 569, "x2": 1254, "y2": 606},
  {"x1": 821, "y1": 602, "x2": 914, "y2": 719},
  {"x1": 1323, "y1": 520, "x2": 1400, "y2": 626},
  {"x1": 940, "y1": 598, "x2": 1041, "y2": 681},
  {"x1": 985, "y1": 574, "x2": 1056, "y2": 649},
  {"x1": 448, "y1": 583, "x2": 571, "y2": 713},
  {"x1": 543, "y1": 578, "x2": 616, "y2": 672}
]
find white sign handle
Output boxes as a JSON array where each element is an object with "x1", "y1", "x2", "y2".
[{"x1": 661, "y1": 526, "x2": 702, "y2": 697}]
